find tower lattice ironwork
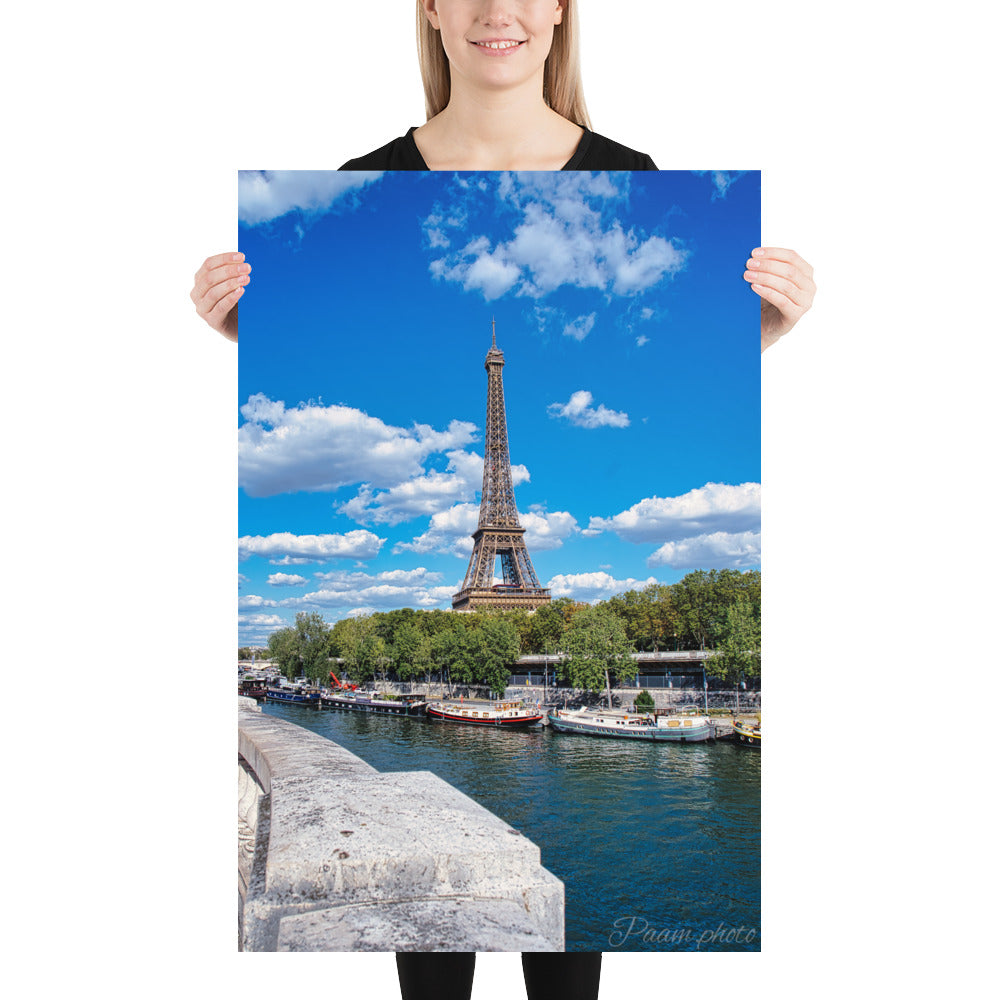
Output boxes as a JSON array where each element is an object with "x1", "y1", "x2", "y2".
[{"x1": 452, "y1": 322, "x2": 551, "y2": 613}]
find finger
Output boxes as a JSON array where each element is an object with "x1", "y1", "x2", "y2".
[
  {"x1": 746, "y1": 259, "x2": 816, "y2": 307},
  {"x1": 191, "y1": 260, "x2": 252, "y2": 303},
  {"x1": 195, "y1": 251, "x2": 244, "y2": 281},
  {"x1": 196, "y1": 273, "x2": 250, "y2": 318},
  {"x1": 744, "y1": 269, "x2": 806, "y2": 308},
  {"x1": 192, "y1": 252, "x2": 246, "y2": 294},
  {"x1": 204, "y1": 284, "x2": 245, "y2": 331},
  {"x1": 750, "y1": 281, "x2": 801, "y2": 319},
  {"x1": 750, "y1": 247, "x2": 813, "y2": 279},
  {"x1": 745, "y1": 257, "x2": 800, "y2": 286}
]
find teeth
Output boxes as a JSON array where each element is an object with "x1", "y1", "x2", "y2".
[{"x1": 478, "y1": 40, "x2": 521, "y2": 49}]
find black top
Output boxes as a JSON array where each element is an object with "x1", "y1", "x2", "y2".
[{"x1": 339, "y1": 127, "x2": 656, "y2": 171}]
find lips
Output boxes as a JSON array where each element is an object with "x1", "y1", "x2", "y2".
[{"x1": 470, "y1": 39, "x2": 526, "y2": 51}]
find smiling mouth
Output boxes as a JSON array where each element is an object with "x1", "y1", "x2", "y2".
[{"x1": 471, "y1": 39, "x2": 526, "y2": 51}]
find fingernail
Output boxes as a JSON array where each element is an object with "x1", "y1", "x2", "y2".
[
  {"x1": 232, "y1": 252, "x2": 245, "y2": 262},
  {"x1": 746, "y1": 259, "x2": 759, "y2": 269},
  {"x1": 751, "y1": 248, "x2": 765, "y2": 258}
]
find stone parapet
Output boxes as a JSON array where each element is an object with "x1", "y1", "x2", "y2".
[{"x1": 238, "y1": 701, "x2": 564, "y2": 952}]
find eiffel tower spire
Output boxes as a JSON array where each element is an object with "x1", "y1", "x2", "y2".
[{"x1": 452, "y1": 323, "x2": 551, "y2": 613}]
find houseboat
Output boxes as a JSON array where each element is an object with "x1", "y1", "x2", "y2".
[
  {"x1": 238, "y1": 673, "x2": 269, "y2": 701},
  {"x1": 265, "y1": 682, "x2": 321, "y2": 706},
  {"x1": 320, "y1": 688, "x2": 427, "y2": 716},
  {"x1": 426, "y1": 698, "x2": 544, "y2": 727},
  {"x1": 547, "y1": 707, "x2": 715, "y2": 742}
]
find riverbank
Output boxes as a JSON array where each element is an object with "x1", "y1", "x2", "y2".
[{"x1": 258, "y1": 698, "x2": 761, "y2": 951}]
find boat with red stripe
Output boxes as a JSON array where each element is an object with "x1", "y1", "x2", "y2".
[{"x1": 426, "y1": 698, "x2": 543, "y2": 727}]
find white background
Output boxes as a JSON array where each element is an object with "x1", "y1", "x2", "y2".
[{"x1": 4, "y1": 1, "x2": 995, "y2": 995}]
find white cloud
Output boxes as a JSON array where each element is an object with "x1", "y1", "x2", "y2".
[
  {"x1": 238, "y1": 170, "x2": 383, "y2": 225},
  {"x1": 520, "y1": 508, "x2": 579, "y2": 551},
  {"x1": 394, "y1": 502, "x2": 576, "y2": 557},
  {"x1": 238, "y1": 393, "x2": 477, "y2": 498},
  {"x1": 340, "y1": 471, "x2": 468, "y2": 526},
  {"x1": 422, "y1": 204, "x2": 469, "y2": 249},
  {"x1": 238, "y1": 612, "x2": 294, "y2": 645},
  {"x1": 546, "y1": 571, "x2": 660, "y2": 603},
  {"x1": 238, "y1": 531, "x2": 386, "y2": 564},
  {"x1": 339, "y1": 450, "x2": 529, "y2": 526},
  {"x1": 563, "y1": 313, "x2": 596, "y2": 341},
  {"x1": 238, "y1": 613, "x2": 286, "y2": 626},
  {"x1": 584, "y1": 482, "x2": 761, "y2": 543},
  {"x1": 313, "y1": 567, "x2": 443, "y2": 587},
  {"x1": 547, "y1": 390, "x2": 630, "y2": 429},
  {"x1": 427, "y1": 173, "x2": 686, "y2": 301},
  {"x1": 531, "y1": 304, "x2": 562, "y2": 338},
  {"x1": 648, "y1": 531, "x2": 761, "y2": 570},
  {"x1": 394, "y1": 503, "x2": 480, "y2": 558},
  {"x1": 282, "y1": 582, "x2": 457, "y2": 612},
  {"x1": 267, "y1": 573, "x2": 307, "y2": 587},
  {"x1": 693, "y1": 170, "x2": 747, "y2": 201},
  {"x1": 635, "y1": 335, "x2": 650, "y2": 347},
  {"x1": 239, "y1": 594, "x2": 278, "y2": 609}
]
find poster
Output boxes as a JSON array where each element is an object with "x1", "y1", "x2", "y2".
[{"x1": 238, "y1": 169, "x2": 760, "y2": 952}]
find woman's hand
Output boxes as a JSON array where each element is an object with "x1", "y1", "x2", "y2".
[
  {"x1": 190, "y1": 251, "x2": 250, "y2": 342},
  {"x1": 745, "y1": 248, "x2": 815, "y2": 352}
]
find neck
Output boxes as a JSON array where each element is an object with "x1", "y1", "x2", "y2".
[
  {"x1": 444, "y1": 70, "x2": 553, "y2": 142},
  {"x1": 416, "y1": 70, "x2": 582, "y2": 171}
]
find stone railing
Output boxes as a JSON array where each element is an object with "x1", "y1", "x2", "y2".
[{"x1": 238, "y1": 697, "x2": 564, "y2": 952}]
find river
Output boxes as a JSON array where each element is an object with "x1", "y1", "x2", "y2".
[{"x1": 261, "y1": 701, "x2": 760, "y2": 952}]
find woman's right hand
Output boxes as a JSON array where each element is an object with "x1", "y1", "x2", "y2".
[{"x1": 190, "y1": 252, "x2": 250, "y2": 342}]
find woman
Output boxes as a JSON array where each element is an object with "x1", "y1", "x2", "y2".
[{"x1": 207, "y1": 3, "x2": 810, "y2": 994}]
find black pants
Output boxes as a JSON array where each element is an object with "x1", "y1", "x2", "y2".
[{"x1": 395, "y1": 953, "x2": 602, "y2": 1000}]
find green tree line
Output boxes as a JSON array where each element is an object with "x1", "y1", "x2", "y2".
[{"x1": 261, "y1": 569, "x2": 761, "y2": 696}]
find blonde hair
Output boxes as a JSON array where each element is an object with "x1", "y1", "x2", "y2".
[{"x1": 415, "y1": 1, "x2": 592, "y2": 129}]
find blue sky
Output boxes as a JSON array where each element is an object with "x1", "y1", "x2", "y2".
[{"x1": 238, "y1": 170, "x2": 760, "y2": 646}]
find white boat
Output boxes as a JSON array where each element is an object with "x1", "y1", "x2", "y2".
[{"x1": 547, "y1": 707, "x2": 715, "y2": 742}]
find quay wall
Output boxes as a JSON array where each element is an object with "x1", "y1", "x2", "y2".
[{"x1": 238, "y1": 697, "x2": 564, "y2": 952}]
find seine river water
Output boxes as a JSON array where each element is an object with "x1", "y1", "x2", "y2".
[{"x1": 261, "y1": 702, "x2": 760, "y2": 952}]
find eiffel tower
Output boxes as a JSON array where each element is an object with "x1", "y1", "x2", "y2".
[{"x1": 452, "y1": 322, "x2": 551, "y2": 613}]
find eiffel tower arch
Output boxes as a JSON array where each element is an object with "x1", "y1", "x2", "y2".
[{"x1": 452, "y1": 324, "x2": 552, "y2": 613}]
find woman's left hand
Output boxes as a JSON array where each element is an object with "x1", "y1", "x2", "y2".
[{"x1": 745, "y1": 247, "x2": 816, "y2": 352}]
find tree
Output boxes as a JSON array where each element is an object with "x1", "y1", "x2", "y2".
[
  {"x1": 607, "y1": 589, "x2": 650, "y2": 650},
  {"x1": 561, "y1": 604, "x2": 635, "y2": 707},
  {"x1": 293, "y1": 611, "x2": 333, "y2": 682},
  {"x1": 335, "y1": 615, "x2": 378, "y2": 684},
  {"x1": 358, "y1": 633, "x2": 388, "y2": 685},
  {"x1": 373, "y1": 607, "x2": 418, "y2": 649},
  {"x1": 428, "y1": 620, "x2": 472, "y2": 694},
  {"x1": 470, "y1": 615, "x2": 520, "y2": 696},
  {"x1": 706, "y1": 594, "x2": 761, "y2": 712},
  {"x1": 266, "y1": 626, "x2": 300, "y2": 679},
  {"x1": 391, "y1": 621, "x2": 432, "y2": 684},
  {"x1": 634, "y1": 689, "x2": 655, "y2": 712},
  {"x1": 669, "y1": 570, "x2": 716, "y2": 650}
]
